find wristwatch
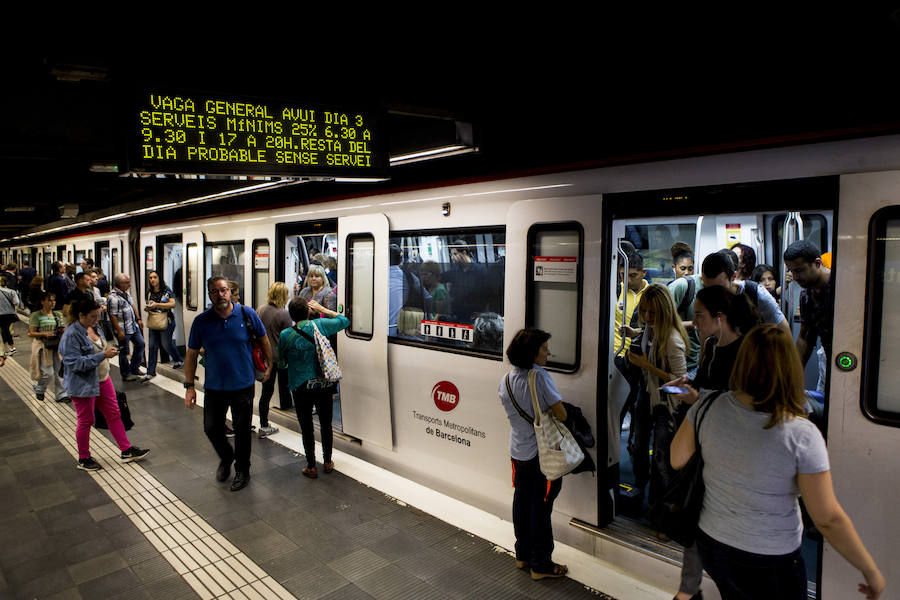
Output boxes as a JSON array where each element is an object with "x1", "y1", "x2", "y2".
[{"x1": 183, "y1": 382, "x2": 195, "y2": 389}]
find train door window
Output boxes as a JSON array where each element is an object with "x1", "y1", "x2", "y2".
[
  {"x1": 56, "y1": 246, "x2": 65, "y2": 265},
  {"x1": 346, "y1": 234, "x2": 374, "y2": 338},
  {"x1": 67, "y1": 250, "x2": 72, "y2": 264},
  {"x1": 43, "y1": 252, "x2": 51, "y2": 278},
  {"x1": 144, "y1": 246, "x2": 154, "y2": 292},
  {"x1": 186, "y1": 243, "x2": 198, "y2": 310},
  {"x1": 388, "y1": 228, "x2": 505, "y2": 356},
  {"x1": 527, "y1": 223, "x2": 583, "y2": 370},
  {"x1": 252, "y1": 239, "x2": 270, "y2": 309},
  {"x1": 75, "y1": 250, "x2": 86, "y2": 271},
  {"x1": 99, "y1": 245, "x2": 111, "y2": 279},
  {"x1": 624, "y1": 223, "x2": 697, "y2": 283},
  {"x1": 862, "y1": 207, "x2": 900, "y2": 425},
  {"x1": 205, "y1": 241, "x2": 244, "y2": 308},
  {"x1": 111, "y1": 247, "x2": 119, "y2": 279}
]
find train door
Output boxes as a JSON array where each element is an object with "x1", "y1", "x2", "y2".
[
  {"x1": 277, "y1": 220, "x2": 342, "y2": 428},
  {"x1": 157, "y1": 235, "x2": 185, "y2": 352},
  {"x1": 506, "y1": 195, "x2": 604, "y2": 526},
  {"x1": 822, "y1": 171, "x2": 900, "y2": 598},
  {"x1": 337, "y1": 213, "x2": 392, "y2": 449},
  {"x1": 181, "y1": 230, "x2": 204, "y2": 356},
  {"x1": 602, "y1": 179, "x2": 837, "y2": 596}
]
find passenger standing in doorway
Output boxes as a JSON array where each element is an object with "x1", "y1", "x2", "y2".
[
  {"x1": 107, "y1": 274, "x2": 146, "y2": 382},
  {"x1": 143, "y1": 270, "x2": 184, "y2": 383},
  {"x1": 279, "y1": 297, "x2": 348, "y2": 478},
  {"x1": 499, "y1": 328, "x2": 569, "y2": 580},
  {"x1": 622, "y1": 284, "x2": 689, "y2": 507},
  {"x1": 184, "y1": 277, "x2": 272, "y2": 492},
  {"x1": 751, "y1": 264, "x2": 781, "y2": 302},
  {"x1": 784, "y1": 240, "x2": 833, "y2": 366},
  {"x1": 613, "y1": 253, "x2": 651, "y2": 495},
  {"x1": 28, "y1": 291, "x2": 68, "y2": 402},
  {"x1": 299, "y1": 264, "x2": 336, "y2": 314},
  {"x1": 671, "y1": 325, "x2": 884, "y2": 599},
  {"x1": 59, "y1": 299, "x2": 150, "y2": 471},
  {"x1": 19, "y1": 259, "x2": 36, "y2": 304},
  {"x1": 670, "y1": 242, "x2": 695, "y2": 279},
  {"x1": 0, "y1": 275, "x2": 20, "y2": 356},
  {"x1": 668, "y1": 243, "x2": 701, "y2": 377},
  {"x1": 257, "y1": 282, "x2": 293, "y2": 435},
  {"x1": 27, "y1": 275, "x2": 44, "y2": 313}
]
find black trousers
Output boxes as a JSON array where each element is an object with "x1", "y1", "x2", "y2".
[
  {"x1": 0, "y1": 313, "x2": 16, "y2": 346},
  {"x1": 292, "y1": 383, "x2": 334, "y2": 468},
  {"x1": 511, "y1": 456, "x2": 562, "y2": 571},
  {"x1": 697, "y1": 529, "x2": 807, "y2": 599},
  {"x1": 615, "y1": 356, "x2": 651, "y2": 491},
  {"x1": 259, "y1": 368, "x2": 290, "y2": 425},
  {"x1": 203, "y1": 385, "x2": 254, "y2": 473}
]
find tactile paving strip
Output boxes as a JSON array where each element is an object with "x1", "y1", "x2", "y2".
[{"x1": 0, "y1": 357, "x2": 297, "y2": 600}]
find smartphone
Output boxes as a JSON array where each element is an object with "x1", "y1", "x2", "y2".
[{"x1": 659, "y1": 385, "x2": 689, "y2": 395}]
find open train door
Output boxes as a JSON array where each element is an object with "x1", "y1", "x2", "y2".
[{"x1": 337, "y1": 213, "x2": 393, "y2": 450}]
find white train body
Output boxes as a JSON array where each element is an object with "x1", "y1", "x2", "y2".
[{"x1": 6, "y1": 134, "x2": 900, "y2": 598}]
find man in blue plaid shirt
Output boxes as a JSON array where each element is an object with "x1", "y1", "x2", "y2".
[{"x1": 107, "y1": 274, "x2": 146, "y2": 381}]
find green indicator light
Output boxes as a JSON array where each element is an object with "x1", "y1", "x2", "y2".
[{"x1": 841, "y1": 357, "x2": 853, "y2": 368}]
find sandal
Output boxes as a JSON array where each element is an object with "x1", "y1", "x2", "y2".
[
  {"x1": 302, "y1": 466, "x2": 318, "y2": 479},
  {"x1": 530, "y1": 563, "x2": 568, "y2": 580},
  {"x1": 323, "y1": 461, "x2": 334, "y2": 474}
]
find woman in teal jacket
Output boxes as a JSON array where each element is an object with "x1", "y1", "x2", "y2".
[{"x1": 279, "y1": 297, "x2": 349, "y2": 478}]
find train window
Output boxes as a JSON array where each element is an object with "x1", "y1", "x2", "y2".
[
  {"x1": 624, "y1": 223, "x2": 697, "y2": 283},
  {"x1": 205, "y1": 241, "x2": 245, "y2": 308},
  {"x1": 111, "y1": 247, "x2": 119, "y2": 279},
  {"x1": 772, "y1": 213, "x2": 828, "y2": 274},
  {"x1": 527, "y1": 224, "x2": 583, "y2": 371},
  {"x1": 99, "y1": 246, "x2": 110, "y2": 281},
  {"x1": 862, "y1": 208, "x2": 900, "y2": 426},
  {"x1": 388, "y1": 228, "x2": 505, "y2": 356},
  {"x1": 186, "y1": 243, "x2": 198, "y2": 310},
  {"x1": 252, "y1": 239, "x2": 270, "y2": 309},
  {"x1": 346, "y1": 234, "x2": 374, "y2": 338}
]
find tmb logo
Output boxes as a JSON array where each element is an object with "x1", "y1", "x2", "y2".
[{"x1": 432, "y1": 381, "x2": 460, "y2": 412}]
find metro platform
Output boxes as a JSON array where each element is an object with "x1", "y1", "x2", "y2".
[{"x1": 0, "y1": 317, "x2": 672, "y2": 600}]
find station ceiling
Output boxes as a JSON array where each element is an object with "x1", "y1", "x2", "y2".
[{"x1": 3, "y1": 13, "x2": 900, "y2": 244}]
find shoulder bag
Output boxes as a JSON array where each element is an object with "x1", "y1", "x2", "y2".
[
  {"x1": 505, "y1": 371, "x2": 584, "y2": 480},
  {"x1": 146, "y1": 291, "x2": 170, "y2": 331},
  {"x1": 240, "y1": 304, "x2": 268, "y2": 381},
  {"x1": 646, "y1": 389, "x2": 724, "y2": 546},
  {"x1": 294, "y1": 322, "x2": 342, "y2": 384},
  {"x1": 42, "y1": 314, "x2": 63, "y2": 348}
]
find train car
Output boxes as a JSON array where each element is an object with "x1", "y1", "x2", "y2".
[{"x1": 9, "y1": 133, "x2": 900, "y2": 598}]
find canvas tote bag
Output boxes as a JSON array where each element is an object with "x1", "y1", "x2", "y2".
[{"x1": 527, "y1": 370, "x2": 584, "y2": 480}]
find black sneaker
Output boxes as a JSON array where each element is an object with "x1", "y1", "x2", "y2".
[
  {"x1": 77, "y1": 457, "x2": 102, "y2": 471},
  {"x1": 36, "y1": 391, "x2": 45, "y2": 401},
  {"x1": 56, "y1": 396, "x2": 71, "y2": 403},
  {"x1": 225, "y1": 426, "x2": 235, "y2": 438},
  {"x1": 121, "y1": 446, "x2": 151, "y2": 463}
]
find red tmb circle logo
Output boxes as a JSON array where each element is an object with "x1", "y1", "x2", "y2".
[{"x1": 432, "y1": 381, "x2": 460, "y2": 412}]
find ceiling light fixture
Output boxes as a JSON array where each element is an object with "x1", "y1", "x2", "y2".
[{"x1": 390, "y1": 145, "x2": 477, "y2": 166}]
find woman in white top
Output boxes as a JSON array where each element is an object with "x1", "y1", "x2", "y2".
[{"x1": 671, "y1": 325, "x2": 884, "y2": 599}]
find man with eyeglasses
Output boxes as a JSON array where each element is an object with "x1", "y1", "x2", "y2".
[{"x1": 184, "y1": 276, "x2": 272, "y2": 492}]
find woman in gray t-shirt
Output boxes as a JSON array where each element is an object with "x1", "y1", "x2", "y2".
[{"x1": 671, "y1": 325, "x2": 884, "y2": 599}]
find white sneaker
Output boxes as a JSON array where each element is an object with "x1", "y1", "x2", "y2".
[{"x1": 258, "y1": 426, "x2": 279, "y2": 438}]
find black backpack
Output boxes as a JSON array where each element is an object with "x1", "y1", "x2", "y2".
[{"x1": 676, "y1": 277, "x2": 696, "y2": 320}]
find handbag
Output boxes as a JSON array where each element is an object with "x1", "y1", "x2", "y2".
[
  {"x1": 42, "y1": 314, "x2": 63, "y2": 348},
  {"x1": 240, "y1": 304, "x2": 268, "y2": 381},
  {"x1": 94, "y1": 391, "x2": 134, "y2": 431},
  {"x1": 147, "y1": 311, "x2": 168, "y2": 331},
  {"x1": 505, "y1": 371, "x2": 584, "y2": 480},
  {"x1": 646, "y1": 389, "x2": 723, "y2": 546},
  {"x1": 293, "y1": 322, "x2": 342, "y2": 384}
]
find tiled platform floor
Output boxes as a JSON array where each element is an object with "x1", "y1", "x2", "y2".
[{"x1": 0, "y1": 318, "x2": 613, "y2": 600}]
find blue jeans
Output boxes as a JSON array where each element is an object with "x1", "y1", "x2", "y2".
[
  {"x1": 697, "y1": 528, "x2": 807, "y2": 600},
  {"x1": 118, "y1": 328, "x2": 145, "y2": 377},
  {"x1": 147, "y1": 317, "x2": 183, "y2": 376}
]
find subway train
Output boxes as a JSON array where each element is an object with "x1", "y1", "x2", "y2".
[{"x1": 4, "y1": 133, "x2": 900, "y2": 599}]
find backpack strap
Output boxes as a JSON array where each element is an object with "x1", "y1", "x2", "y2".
[
  {"x1": 677, "y1": 276, "x2": 696, "y2": 318},
  {"x1": 294, "y1": 324, "x2": 316, "y2": 345}
]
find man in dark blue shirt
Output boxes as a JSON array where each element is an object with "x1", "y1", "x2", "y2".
[{"x1": 184, "y1": 276, "x2": 272, "y2": 491}]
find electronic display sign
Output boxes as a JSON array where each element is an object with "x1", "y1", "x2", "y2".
[{"x1": 128, "y1": 91, "x2": 388, "y2": 179}]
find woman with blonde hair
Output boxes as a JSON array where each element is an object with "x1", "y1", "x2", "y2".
[
  {"x1": 256, "y1": 282, "x2": 293, "y2": 435},
  {"x1": 671, "y1": 325, "x2": 885, "y2": 599},
  {"x1": 622, "y1": 283, "x2": 689, "y2": 505},
  {"x1": 299, "y1": 264, "x2": 336, "y2": 314}
]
